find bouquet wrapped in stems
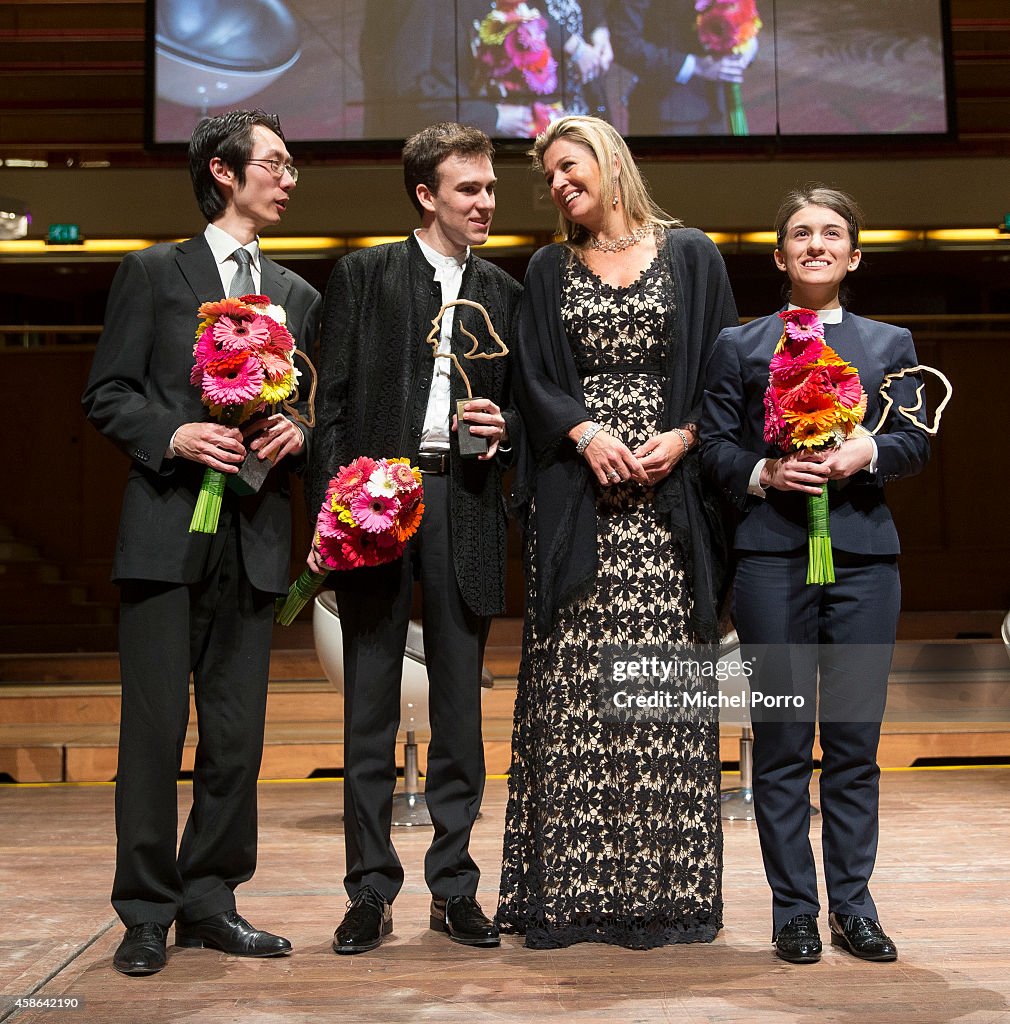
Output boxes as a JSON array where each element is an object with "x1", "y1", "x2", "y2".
[
  {"x1": 275, "y1": 456, "x2": 425, "y2": 625},
  {"x1": 695, "y1": 0, "x2": 762, "y2": 136},
  {"x1": 188, "y1": 294, "x2": 303, "y2": 533},
  {"x1": 472, "y1": 0, "x2": 563, "y2": 133},
  {"x1": 763, "y1": 309, "x2": 866, "y2": 585}
]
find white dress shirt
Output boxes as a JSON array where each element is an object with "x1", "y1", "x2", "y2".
[{"x1": 204, "y1": 221, "x2": 262, "y2": 295}]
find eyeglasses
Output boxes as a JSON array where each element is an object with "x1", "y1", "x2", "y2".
[{"x1": 247, "y1": 158, "x2": 299, "y2": 183}]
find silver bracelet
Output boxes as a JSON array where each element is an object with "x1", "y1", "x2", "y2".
[
  {"x1": 672, "y1": 427, "x2": 691, "y2": 454},
  {"x1": 575, "y1": 422, "x2": 603, "y2": 455}
]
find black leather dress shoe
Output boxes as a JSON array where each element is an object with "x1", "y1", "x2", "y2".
[
  {"x1": 332, "y1": 887, "x2": 392, "y2": 955},
  {"x1": 829, "y1": 913, "x2": 898, "y2": 962},
  {"x1": 113, "y1": 922, "x2": 168, "y2": 976},
  {"x1": 430, "y1": 895, "x2": 500, "y2": 947},
  {"x1": 774, "y1": 913, "x2": 822, "y2": 964},
  {"x1": 175, "y1": 910, "x2": 291, "y2": 957}
]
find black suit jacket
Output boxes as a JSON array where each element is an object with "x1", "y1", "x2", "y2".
[
  {"x1": 309, "y1": 234, "x2": 522, "y2": 617},
  {"x1": 699, "y1": 310, "x2": 930, "y2": 555},
  {"x1": 609, "y1": 0, "x2": 728, "y2": 135},
  {"x1": 82, "y1": 233, "x2": 321, "y2": 594}
]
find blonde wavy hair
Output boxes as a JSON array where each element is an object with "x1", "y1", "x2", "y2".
[{"x1": 530, "y1": 115, "x2": 679, "y2": 246}]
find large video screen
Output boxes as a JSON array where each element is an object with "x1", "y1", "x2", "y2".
[{"x1": 149, "y1": 0, "x2": 952, "y2": 145}]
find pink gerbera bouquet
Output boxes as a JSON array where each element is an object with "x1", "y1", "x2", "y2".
[
  {"x1": 695, "y1": 0, "x2": 762, "y2": 136},
  {"x1": 472, "y1": 0, "x2": 563, "y2": 129},
  {"x1": 763, "y1": 309, "x2": 867, "y2": 584},
  {"x1": 275, "y1": 457, "x2": 425, "y2": 625},
  {"x1": 188, "y1": 294, "x2": 298, "y2": 534}
]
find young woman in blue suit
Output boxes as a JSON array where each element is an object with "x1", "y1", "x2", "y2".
[{"x1": 700, "y1": 186, "x2": 930, "y2": 964}]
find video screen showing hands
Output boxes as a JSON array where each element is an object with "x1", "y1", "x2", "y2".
[{"x1": 152, "y1": 0, "x2": 950, "y2": 144}]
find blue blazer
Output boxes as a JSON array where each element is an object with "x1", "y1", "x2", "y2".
[{"x1": 699, "y1": 310, "x2": 930, "y2": 555}]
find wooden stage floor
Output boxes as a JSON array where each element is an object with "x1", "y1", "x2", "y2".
[{"x1": 3, "y1": 770, "x2": 1010, "y2": 1024}]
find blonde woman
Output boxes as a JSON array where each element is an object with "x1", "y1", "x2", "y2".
[{"x1": 497, "y1": 116, "x2": 738, "y2": 949}]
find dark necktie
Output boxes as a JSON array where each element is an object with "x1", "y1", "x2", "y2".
[{"x1": 228, "y1": 247, "x2": 255, "y2": 297}]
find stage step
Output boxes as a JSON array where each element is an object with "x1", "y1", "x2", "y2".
[{"x1": 1, "y1": 635, "x2": 1006, "y2": 783}]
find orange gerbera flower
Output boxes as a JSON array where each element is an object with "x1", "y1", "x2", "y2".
[{"x1": 394, "y1": 499, "x2": 424, "y2": 543}]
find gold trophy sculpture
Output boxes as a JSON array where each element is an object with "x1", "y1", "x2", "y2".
[
  {"x1": 859, "y1": 364, "x2": 953, "y2": 437},
  {"x1": 424, "y1": 299, "x2": 509, "y2": 458}
]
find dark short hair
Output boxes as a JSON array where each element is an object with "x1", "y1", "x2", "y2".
[
  {"x1": 775, "y1": 184, "x2": 864, "y2": 250},
  {"x1": 402, "y1": 122, "x2": 495, "y2": 217},
  {"x1": 189, "y1": 109, "x2": 285, "y2": 222}
]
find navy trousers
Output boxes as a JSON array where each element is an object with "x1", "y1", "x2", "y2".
[{"x1": 733, "y1": 549, "x2": 900, "y2": 937}]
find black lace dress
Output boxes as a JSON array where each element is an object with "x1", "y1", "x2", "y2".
[{"x1": 496, "y1": 248, "x2": 724, "y2": 949}]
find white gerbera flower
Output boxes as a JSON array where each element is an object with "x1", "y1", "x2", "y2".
[{"x1": 366, "y1": 466, "x2": 397, "y2": 498}]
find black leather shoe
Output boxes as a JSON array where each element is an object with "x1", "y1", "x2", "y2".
[
  {"x1": 829, "y1": 913, "x2": 897, "y2": 962},
  {"x1": 774, "y1": 913, "x2": 822, "y2": 964},
  {"x1": 430, "y1": 895, "x2": 500, "y2": 947},
  {"x1": 333, "y1": 887, "x2": 392, "y2": 954},
  {"x1": 113, "y1": 922, "x2": 168, "y2": 976},
  {"x1": 175, "y1": 910, "x2": 291, "y2": 957}
]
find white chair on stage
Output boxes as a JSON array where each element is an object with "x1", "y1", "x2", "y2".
[
  {"x1": 313, "y1": 591, "x2": 493, "y2": 827},
  {"x1": 717, "y1": 630, "x2": 756, "y2": 821}
]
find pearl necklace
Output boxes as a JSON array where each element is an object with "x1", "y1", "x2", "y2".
[{"x1": 589, "y1": 224, "x2": 652, "y2": 253}]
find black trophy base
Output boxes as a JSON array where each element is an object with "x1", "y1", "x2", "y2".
[
  {"x1": 226, "y1": 448, "x2": 273, "y2": 496},
  {"x1": 456, "y1": 398, "x2": 488, "y2": 458}
]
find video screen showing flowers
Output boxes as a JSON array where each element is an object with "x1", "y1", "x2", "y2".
[{"x1": 151, "y1": 0, "x2": 950, "y2": 143}]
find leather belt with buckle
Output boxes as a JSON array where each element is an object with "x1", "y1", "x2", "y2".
[{"x1": 417, "y1": 450, "x2": 448, "y2": 474}]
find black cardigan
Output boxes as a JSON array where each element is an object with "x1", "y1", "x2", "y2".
[
  {"x1": 309, "y1": 234, "x2": 522, "y2": 617},
  {"x1": 512, "y1": 227, "x2": 739, "y2": 641}
]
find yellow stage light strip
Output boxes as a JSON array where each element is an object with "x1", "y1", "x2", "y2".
[
  {"x1": 258, "y1": 236, "x2": 346, "y2": 252},
  {"x1": 344, "y1": 233, "x2": 536, "y2": 251},
  {"x1": 0, "y1": 229, "x2": 1005, "y2": 258},
  {"x1": 0, "y1": 238, "x2": 160, "y2": 255},
  {"x1": 926, "y1": 228, "x2": 1006, "y2": 243}
]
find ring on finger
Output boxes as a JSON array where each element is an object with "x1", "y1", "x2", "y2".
[{"x1": 608, "y1": 470, "x2": 620, "y2": 481}]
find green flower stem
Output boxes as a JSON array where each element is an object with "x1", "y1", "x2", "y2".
[
  {"x1": 275, "y1": 568, "x2": 330, "y2": 626},
  {"x1": 805, "y1": 489, "x2": 835, "y2": 585},
  {"x1": 728, "y1": 82, "x2": 749, "y2": 136},
  {"x1": 189, "y1": 468, "x2": 226, "y2": 534}
]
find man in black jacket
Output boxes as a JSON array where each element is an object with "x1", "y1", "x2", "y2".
[
  {"x1": 609, "y1": 0, "x2": 758, "y2": 136},
  {"x1": 308, "y1": 122, "x2": 521, "y2": 954},
  {"x1": 83, "y1": 110, "x2": 320, "y2": 975}
]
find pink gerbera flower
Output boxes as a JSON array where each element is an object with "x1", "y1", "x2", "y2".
[
  {"x1": 763, "y1": 389, "x2": 787, "y2": 446},
  {"x1": 265, "y1": 319, "x2": 295, "y2": 352},
  {"x1": 213, "y1": 314, "x2": 270, "y2": 352},
  {"x1": 351, "y1": 491, "x2": 398, "y2": 533},
  {"x1": 320, "y1": 528, "x2": 368, "y2": 570},
  {"x1": 779, "y1": 308, "x2": 824, "y2": 345},
  {"x1": 769, "y1": 338, "x2": 824, "y2": 386},
  {"x1": 202, "y1": 355, "x2": 264, "y2": 407},
  {"x1": 819, "y1": 363, "x2": 866, "y2": 410},
  {"x1": 387, "y1": 461, "x2": 420, "y2": 491},
  {"x1": 192, "y1": 326, "x2": 221, "y2": 369},
  {"x1": 260, "y1": 347, "x2": 294, "y2": 381},
  {"x1": 332, "y1": 457, "x2": 378, "y2": 505},
  {"x1": 316, "y1": 508, "x2": 349, "y2": 539}
]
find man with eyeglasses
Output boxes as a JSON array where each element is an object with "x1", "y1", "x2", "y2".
[{"x1": 83, "y1": 109, "x2": 320, "y2": 976}]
